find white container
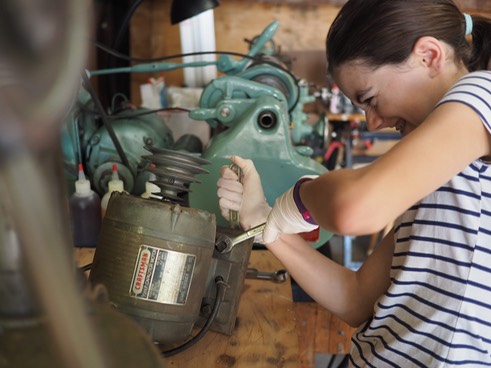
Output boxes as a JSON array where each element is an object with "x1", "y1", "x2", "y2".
[{"x1": 101, "y1": 164, "x2": 125, "y2": 218}]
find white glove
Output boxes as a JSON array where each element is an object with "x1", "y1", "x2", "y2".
[
  {"x1": 263, "y1": 176, "x2": 319, "y2": 243},
  {"x1": 217, "y1": 156, "x2": 271, "y2": 234}
]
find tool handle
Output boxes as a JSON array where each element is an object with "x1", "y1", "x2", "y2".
[
  {"x1": 231, "y1": 223, "x2": 266, "y2": 244},
  {"x1": 229, "y1": 163, "x2": 242, "y2": 229}
]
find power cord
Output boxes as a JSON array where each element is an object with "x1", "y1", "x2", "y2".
[
  {"x1": 91, "y1": 42, "x2": 302, "y2": 114},
  {"x1": 161, "y1": 275, "x2": 229, "y2": 357},
  {"x1": 78, "y1": 263, "x2": 230, "y2": 358}
]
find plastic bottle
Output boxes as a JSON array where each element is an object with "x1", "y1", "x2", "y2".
[
  {"x1": 101, "y1": 164, "x2": 125, "y2": 218},
  {"x1": 69, "y1": 163, "x2": 101, "y2": 247},
  {"x1": 141, "y1": 165, "x2": 162, "y2": 200}
]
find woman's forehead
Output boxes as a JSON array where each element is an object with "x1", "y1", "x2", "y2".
[{"x1": 332, "y1": 61, "x2": 374, "y2": 93}]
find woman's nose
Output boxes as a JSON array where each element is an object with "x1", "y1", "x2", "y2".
[{"x1": 365, "y1": 109, "x2": 384, "y2": 131}]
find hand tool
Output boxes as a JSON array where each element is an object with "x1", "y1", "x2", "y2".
[
  {"x1": 215, "y1": 223, "x2": 265, "y2": 253},
  {"x1": 245, "y1": 268, "x2": 288, "y2": 283},
  {"x1": 228, "y1": 163, "x2": 242, "y2": 229}
]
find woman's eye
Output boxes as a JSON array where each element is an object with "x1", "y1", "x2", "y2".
[{"x1": 364, "y1": 97, "x2": 374, "y2": 107}]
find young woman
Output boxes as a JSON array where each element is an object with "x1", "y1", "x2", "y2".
[{"x1": 217, "y1": 0, "x2": 491, "y2": 366}]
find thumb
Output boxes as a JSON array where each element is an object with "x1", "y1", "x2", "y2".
[
  {"x1": 231, "y1": 155, "x2": 253, "y2": 173},
  {"x1": 231, "y1": 155, "x2": 262, "y2": 188}
]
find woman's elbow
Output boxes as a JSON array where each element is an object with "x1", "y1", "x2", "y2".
[{"x1": 321, "y1": 195, "x2": 386, "y2": 236}]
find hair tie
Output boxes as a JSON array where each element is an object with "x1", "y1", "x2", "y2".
[{"x1": 464, "y1": 13, "x2": 473, "y2": 36}]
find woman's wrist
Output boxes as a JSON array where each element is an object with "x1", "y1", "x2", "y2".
[{"x1": 293, "y1": 178, "x2": 317, "y2": 225}]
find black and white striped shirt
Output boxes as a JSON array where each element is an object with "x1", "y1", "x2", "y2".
[{"x1": 350, "y1": 71, "x2": 491, "y2": 367}]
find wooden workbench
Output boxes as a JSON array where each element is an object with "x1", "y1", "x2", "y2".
[{"x1": 75, "y1": 248, "x2": 300, "y2": 367}]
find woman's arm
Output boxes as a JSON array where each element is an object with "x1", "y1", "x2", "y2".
[
  {"x1": 217, "y1": 156, "x2": 394, "y2": 326},
  {"x1": 267, "y1": 229, "x2": 395, "y2": 327},
  {"x1": 303, "y1": 102, "x2": 491, "y2": 236}
]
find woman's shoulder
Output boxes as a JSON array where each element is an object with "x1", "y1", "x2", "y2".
[
  {"x1": 439, "y1": 70, "x2": 491, "y2": 105},
  {"x1": 455, "y1": 70, "x2": 491, "y2": 86}
]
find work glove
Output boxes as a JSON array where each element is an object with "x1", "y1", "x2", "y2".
[
  {"x1": 217, "y1": 156, "x2": 272, "y2": 235},
  {"x1": 263, "y1": 176, "x2": 319, "y2": 243}
]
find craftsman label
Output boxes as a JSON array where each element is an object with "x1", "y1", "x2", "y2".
[{"x1": 130, "y1": 244, "x2": 195, "y2": 305}]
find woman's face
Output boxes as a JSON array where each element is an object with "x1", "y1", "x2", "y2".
[{"x1": 333, "y1": 58, "x2": 439, "y2": 137}]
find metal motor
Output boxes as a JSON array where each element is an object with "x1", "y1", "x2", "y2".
[{"x1": 89, "y1": 148, "x2": 252, "y2": 349}]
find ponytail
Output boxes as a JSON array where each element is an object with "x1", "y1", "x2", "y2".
[{"x1": 467, "y1": 15, "x2": 491, "y2": 71}]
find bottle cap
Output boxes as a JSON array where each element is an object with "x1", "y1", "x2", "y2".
[
  {"x1": 108, "y1": 179, "x2": 124, "y2": 193},
  {"x1": 75, "y1": 163, "x2": 92, "y2": 194},
  {"x1": 75, "y1": 179, "x2": 91, "y2": 194},
  {"x1": 77, "y1": 163, "x2": 86, "y2": 181},
  {"x1": 111, "y1": 164, "x2": 120, "y2": 181}
]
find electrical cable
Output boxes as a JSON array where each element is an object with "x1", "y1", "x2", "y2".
[
  {"x1": 80, "y1": 263, "x2": 92, "y2": 272},
  {"x1": 161, "y1": 275, "x2": 229, "y2": 357},
  {"x1": 91, "y1": 41, "x2": 302, "y2": 113},
  {"x1": 108, "y1": 0, "x2": 144, "y2": 103},
  {"x1": 76, "y1": 103, "x2": 190, "y2": 119},
  {"x1": 326, "y1": 354, "x2": 335, "y2": 368},
  {"x1": 77, "y1": 268, "x2": 229, "y2": 356},
  {"x1": 112, "y1": 0, "x2": 144, "y2": 52},
  {"x1": 81, "y1": 71, "x2": 131, "y2": 169},
  {"x1": 338, "y1": 354, "x2": 349, "y2": 367}
]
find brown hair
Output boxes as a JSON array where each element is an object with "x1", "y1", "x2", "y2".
[{"x1": 326, "y1": 0, "x2": 491, "y2": 73}]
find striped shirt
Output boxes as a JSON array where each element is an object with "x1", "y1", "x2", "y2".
[{"x1": 350, "y1": 71, "x2": 491, "y2": 367}]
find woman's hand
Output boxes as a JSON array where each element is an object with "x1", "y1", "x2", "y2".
[{"x1": 217, "y1": 156, "x2": 271, "y2": 233}]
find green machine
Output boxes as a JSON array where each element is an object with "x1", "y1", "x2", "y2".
[
  {"x1": 58, "y1": 19, "x2": 333, "y2": 353},
  {"x1": 62, "y1": 88, "x2": 175, "y2": 197},
  {"x1": 188, "y1": 72, "x2": 331, "y2": 247},
  {"x1": 186, "y1": 22, "x2": 331, "y2": 248},
  {"x1": 63, "y1": 20, "x2": 331, "y2": 247}
]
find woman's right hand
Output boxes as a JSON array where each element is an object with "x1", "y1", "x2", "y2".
[{"x1": 217, "y1": 156, "x2": 271, "y2": 233}]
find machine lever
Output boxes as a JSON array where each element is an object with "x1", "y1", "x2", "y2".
[{"x1": 215, "y1": 223, "x2": 266, "y2": 253}]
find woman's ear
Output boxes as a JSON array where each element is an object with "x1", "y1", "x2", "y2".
[{"x1": 412, "y1": 36, "x2": 445, "y2": 77}]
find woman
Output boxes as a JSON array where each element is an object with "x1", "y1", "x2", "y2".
[{"x1": 217, "y1": 0, "x2": 491, "y2": 366}]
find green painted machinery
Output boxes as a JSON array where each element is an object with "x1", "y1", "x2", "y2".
[
  {"x1": 62, "y1": 88, "x2": 175, "y2": 196},
  {"x1": 62, "y1": 20, "x2": 331, "y2": 247},
  {"x1": 187, "y1": 64, "x2": 331, "y2": 248}
]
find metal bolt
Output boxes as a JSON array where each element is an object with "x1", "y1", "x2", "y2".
[{"x1": 220, "y1": 106, "x2": 231, "y2": 118}]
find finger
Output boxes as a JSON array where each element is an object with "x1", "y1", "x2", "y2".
[
  {"x1": 220, "y1": 165, "x2": 239, "y2": 180},
  {"x1": 219, "y1": 206, "x2": 229, "y2": 220},
  {"x1": 217, "y1": 187, "x2": 243, "y2": 205},
  {"x1": 219, "y1": 197, "x2": 241, "y2": 212},
  {"x1": 217, "y1": 188, "x2": 242, "y2": 206},
  {"x1": 231, "y1": 155, "x2": 254, "y2": 173},
  {"x1": 217, "y1": 177, "x2": 243, "y2": 194}
]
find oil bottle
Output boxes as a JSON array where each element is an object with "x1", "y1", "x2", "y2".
[
  {"x1": 100, "y1": 164, "x2": 125, "y2": 218},
  {"x1": 69, "y1": 163, "x2": 101, "y2": 247}
]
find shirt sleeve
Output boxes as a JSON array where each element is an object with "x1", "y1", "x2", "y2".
[{"x1": 437, "y1": 71, "x2": 491, "y2": 134}]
